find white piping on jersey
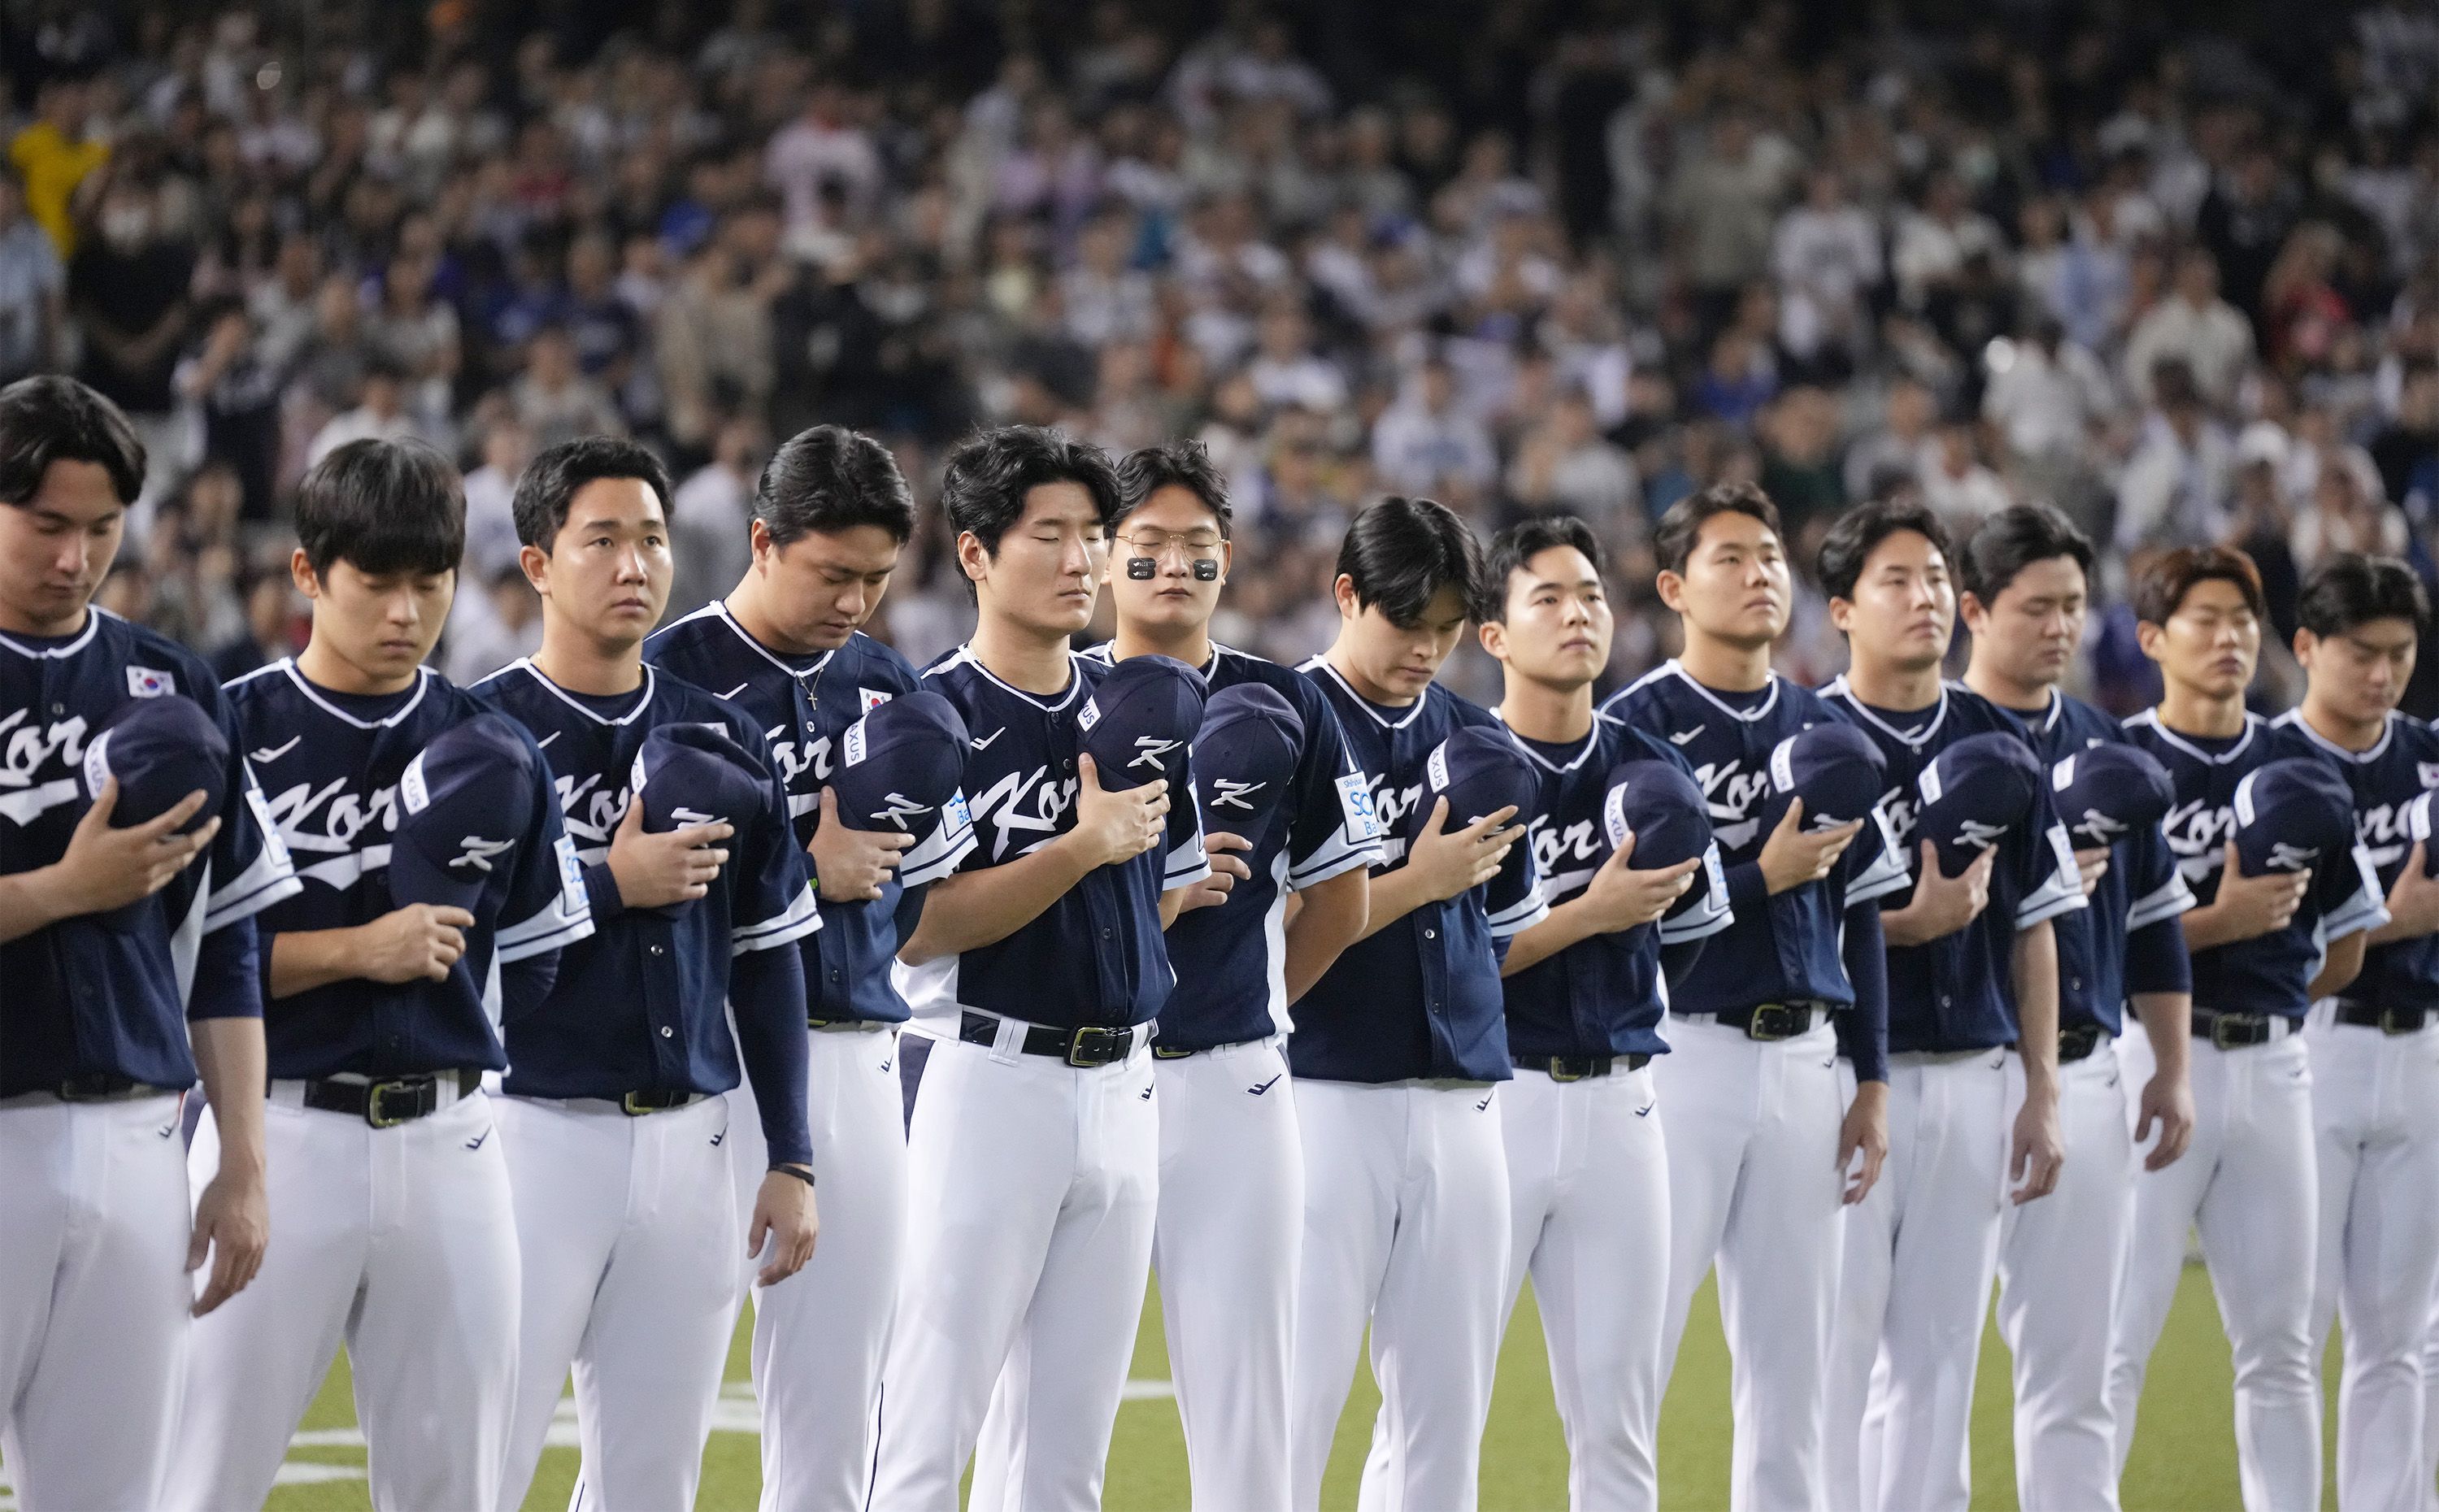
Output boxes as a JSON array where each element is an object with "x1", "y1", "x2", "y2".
[
  {"x1": 1823, "y1": 675, "x2": 1950, "y2": 751},
  {"x1": 1301, "y1": 655, "x2": 1431, "y2": 729},
  {"x1": 499, "y1": 658, "x2": 657, "y2": 726},
  {"x1": 0, "y1": 606, "x2": 107, "y2": 659},
  {"x1": 276, "y1": 659, "x2": 434, "y2": 729},
  {"x1": 931, "y1": 645, "x2": 1085, "y2": 712},
  {"x1": 677, "y1": 600, "x2": 840, "y2": 685},
  {"x1": 2269, "y1": 707, "x2": 2397, "y2": 764},
  {"x1": 2124, "y1": 707, "x2": 2261, "y2": 765},
  {"x1": 1631, "y1": 659, "x2": 1783, "y2": 724},
  {"x1": 1493, "y1": 708, "x2": 1602, "y2": 774},
  {"x1": 2126, "y1": 870, "x2": 2200, "y2": 932}
]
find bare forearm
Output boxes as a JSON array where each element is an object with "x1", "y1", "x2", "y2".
[
  {"x1": 267, "y1": 927, "x2": 371, "y2": 999},
  {"x1": 897, "y1": 839, "x2": 1098, "y2": 966},
  {"x1": 1354, "y1": 864, "x2": 1440, "y2": 943},
  {"x1": 0, "y1": 867, "x2": 71, "y2": 942},
  {"x1": 2011, "y1": 919, "x2": 2059, "y2": 1091},
  {"x1": 2308, "y1": 932, "x2": 2366, "y2": 1000},
  {"x1": 1159, "y1": 889, "x2": 1186, "y2": 929},
  {"x1": 191, "y1": 1016, "x2": 267, "y2": 1177},
  {"x1": 2176, "y1": 900, "x2": 2250, "y2": 952},
  {"x1": 1283, "y1": 869, "x2": 1367, "y2": 1004},
  {"x1": 1500, "y1": 896, "x2": 1603, "y2": 977},
  {"x1": 1880, "y1": 898, "x2": 1948, "y2": 948},
  {"x1": 2130, "y1": 991, "x2": 2191, "y2": 1080}
]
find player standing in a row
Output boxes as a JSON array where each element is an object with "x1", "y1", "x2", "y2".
[
  {"x1": 647, "y1": 425, "x2": 972, "y2": 1512},
  {"x1": 874, "y1": 427, "x2": 1208, "y2": 1509},
  {"x1": 172, "y1": 439, "x2": 592, "y2": 1512},
  {"x1": 2111, "y1": 546, "x2": 2387, "y2": 1510},
  {"x1": 1085, "y1": 440, "x2": 1380, "y2": 1512},
  {"x1": 1819, "y1": 499, "x2": 2085, "y2": 1512},
  {"x1": 1290, "y1": 496, "x2": 1547, "y2": 1512},
  {"x1": 475, "y1": 437, "x2": 820, "y2": 1510},
  {"x1": 1604, "y1": 483, "x2": 1908, "y2": 1512},
  {"x1": 2266, "y1": 554, "x2": 2439, "y2": 1512},
  {"x1": 0, "y1": 376, "x2": 297, "y2": 1511},
  {"x1": 1956, "y1": 504, "x2": 2197, "y2": 1512},
  {"x1": 1481, "y1": 515, "x2": 1732, "y2": 1510}
]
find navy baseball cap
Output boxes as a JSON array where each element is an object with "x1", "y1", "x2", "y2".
[
  {"x1": 1194, "y1": 683, "x2": 1304, "y2": 844},
  {"x1": 632, "y1": 722, "x2": 772, "y2": 837},
  {"x1": 2050, "y1": 743, "x2": 2176, "y2": 851},
  {"x1": 1599, "y1": 759, "x2": 1714, "y2": 872},
  {"x1": 80, "y1": 695, "x2": 227, "y2": 832},
  {"x1": 1759, "y1": 723, "x2": 1888, "y2": 836},
  {"x1": 2232, "y1": 758, "x2": 2356, "y2": 877},
  {"x1": 1078, "y1": 654, "x2": 1207, "y2": 793},
  {"x1": 1915, "y1": 732, "x2": 2044, "y2": 877},
  {"x1": 1405, "y1": 726, "x2": 1535, "y2": 843},
  {"x1": 389, "y1": 713, "x2": 539, "y2": 915},
  {"x1": 831, "y1": 690, "x2": 969, "y2": 834}
]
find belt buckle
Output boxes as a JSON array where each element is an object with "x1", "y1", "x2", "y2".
[
  {"x1": 1151, "y1": 1045, "x2": 1195, "y2": 1060},
  {"x1": 1747, "y1": 1006, "x2": 1795, "y2": 1043},
  {"x1": 620, "y1": 1091, "x2": 659, "y2": 1116},
  {"x1": 56, "y1": 1073, "x2": 126, "y2": 1102},
  {"x1": 2381, "y1": 1008, "x2": 2419, "y2": 1036},
  {"x1": 1547, "y1": 1058, "x2": 1585, "y2": 1083},
  {"x1": 365, "y1": 1077, "x2": 428, "y2": 1129},
  {"x1": 2210, "y1": 1015, "x2": 2253, "y2": 1052},
  {"x1": 1068, "y1": 1027, "x2": 1127, "y2": 1067}
]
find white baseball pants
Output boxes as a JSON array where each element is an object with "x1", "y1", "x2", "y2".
[
  {"x1": 495, "y1": 1094, "x2": 737, "y2": 1512},
  {"x1": 165, "y1": 1086, "x2": 520, "y2": 1512},
  {"x1": 871, "y1": 1027, "x2": 1157, "y2": 1512},
  {"x1": 1290, "y1": 1077, "x2": 1511, "y2": 1512},
  {"x1": 0, "y1": 1093, "x2": 191, "y2": 1512},
  {"x1": 1654, "y1": 1016, "x2": 1846, "y2": 1512},
  {"x1": 1996, "y1": 1039, "x2": 2135, "y2": 1512},
  {"x1": 1499, "y1": 1062, "x2": 1670, "y2": 1512},
  {"x1": 728, "y1": 1023, "x2": 905, "y2": 1512},
  {"x1": 2306, "y1": 1009, "x2": 2439, "y2": 1512},
  {"x1": 2110, "y1": 1027, "x2": 2320, "y2": 1512}
]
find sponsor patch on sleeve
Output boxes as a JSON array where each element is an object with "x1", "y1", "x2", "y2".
[
  {"x1": 1336, "y1": 771, "x2": 1380, "y2": 841},
  {"x1": 556, "y1": 835, "x2": 587, "y2": 915}
]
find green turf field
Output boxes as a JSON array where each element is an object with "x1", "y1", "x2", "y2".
[{"x1": 54, "y1": 1263, "x2": 2335, "y2": 1510}]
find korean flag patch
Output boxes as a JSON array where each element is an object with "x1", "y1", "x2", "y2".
[
  {"x1": 126, "y1": 665, "x2": 176, "y2": 698},
  {"x1": 859, "y1": 687, "x2": 893, "y2": 713}
]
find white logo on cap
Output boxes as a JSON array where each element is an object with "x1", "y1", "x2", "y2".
[
  {"x1": 1129, "y1": 735, "x2": 1180, "y2": 771},
  {"x1": 450, "y1": 836, "x2": 513, "y2": 871},
  {"x1": 875, "y1": 792, "x2": 933, "y2": 828},
  {"x1": 80, "y1": 729, "x2": 114, "y2": 801},
  {"x1": 1078, "y1": 697, "x2": 1102, "y2": 732},
  {"x1": 843, "y1": 720, "x2": 869, "y2": 767},
  {"x1": 1212, "y1": 777, "x2": 1266, "y2": 811},
  {"x1": 399, "y1": 752, "x2": 432, "y2": 815}
]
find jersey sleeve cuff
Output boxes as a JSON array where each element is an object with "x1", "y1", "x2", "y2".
[
  {"x1": 733, "y1": 883, "x2": 824, "y2": 956},
  {"x1": 1286, "y1": 835, "x2": 1383, "y2": 892},
  {"x1": 496, "y1": 895, "x2": 596, "y2": 963},
  {"x1": 1487, "y1": 886, "x2": 1550, "y2": 939},
  {"x1": 2124, "y1": 871, "x2": 2199, "y2": 932},
  {"x1": 899, "y1": 813, "x2": 978, "y2": 889}
]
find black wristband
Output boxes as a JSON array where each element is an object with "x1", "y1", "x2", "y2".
[{"x1": 768, "y1": 1162, "x2": 817, "y2": 1189}]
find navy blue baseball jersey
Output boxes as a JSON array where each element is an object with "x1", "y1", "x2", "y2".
[
  {"x1": 2268, "y1": 708, "x2": 2439, "y2": 1015},
  {"x1": 1600, "y1": 663, "x2": 1910, "y2": 1025},
  {"x1": 2019, "y1": 691, "x2": 2196, "y2": 1036},
  {"x1": 892, "y1": 645, "x2": 1209, "y2": 1032},
  {"x1": 1502, "y1": 713, "x2": 1733, "y2": 1060},
  {"x1": 1, "y1": 609, "x2": 300, "y2": 1095},
  {"x1": 2124, "y1": 710, "x2": 2386, "y2": 1022},
  {"x1": 473, "y1": 660, "x2": 820, "y2": 1164},
  {"x1": 1289, "y1": 659, "x2": 1547, "y2": 1084},
  {"x1": 1821, "y1": 677, "x2": 2085, "y2": 1053},
  {"x1": 1082, "y1": 641, "x2": 1382, "y2": 1050},
  {"x1": 643, "y1": 606, "x2": 976, "y2": 1024},
  {"x1": 226, "y1": 660, "x2": 593, "y2": 1080}
]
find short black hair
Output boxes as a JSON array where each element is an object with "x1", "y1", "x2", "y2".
[
  {"x1": 2132, "y1": 545, "x2": 2266, "y2": 626},
  {"x1": 941, "y1": 426, "x2": 1121, "y2": 598},
  {"x1": 0, "y1": 376, "x2": 146, "y2": 509},
  {"x1": 1960, "y1": 503, "x2": 2095, "y2": 604},
  {"x1": 1817, "y1": 498, "x2": 1954, "y2": 603},
  {"x1": 1113, "y1": 439, "x2": 1233, "y2": 537},
  {"x1": 512, "y1": 436, "x2": 674, "y2": 551},
  {"x1": 1654, "y1": 482, "x2": 1782, "y2": 576},
  {"x1": 754, "y1": 424, "x2": 915, "y2": 547},
  {"x1": 1484, "y1": 515, "x2": 1603, "y2": 623},
  {"x1": 2298, "y1": 553, "x2": 2430, "y2": 637},
  {"x1": 294, "y1": 438, "x2": 464, "y2": 579},
  {"x1": 1337, "y1": 495, "x2": 1489, "y2": 627}
]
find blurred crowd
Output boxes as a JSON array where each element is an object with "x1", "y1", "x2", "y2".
[{"x1": 8, "y1": 0, "x2": 2439, "y2": 710}]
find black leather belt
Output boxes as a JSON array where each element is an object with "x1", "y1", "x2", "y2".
[
  {"x1": 50, "y1": 1073, "x2": 174, "y2": 1102},
  {"x1": 302, "y1": 1070, "x2": 480, "y2": 1128},
  {"x1": 959, "y1": 1010, "x2": 1137, "y2": 1067},
  {"x1": 2057, "y1": 1023, "x2": 2106, "y2": 1064},
  {"x1": 617, "y1": 1089, "x2": 708, "y2": 1115},
  {"x1": 2332, "y1": 1001, "x2": 2432, "y2": 1036},
  {"x1": 1151, "y1": 1036, "x2": 1267, "y2": 1061},
  {"x1": 2191, "y1": 1009, "x2": 2282, "y2": 1049},
  {"x1": 1715, "y1": 1003, "x2": 1826, "y2": 1041},
  {"x1": 1515, "y1": 1053, "x2": 1653, "y2": 1081}
]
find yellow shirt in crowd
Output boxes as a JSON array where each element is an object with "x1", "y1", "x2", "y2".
[{"x1": 8, "y1": 123, "x2": 108, "y2": 259}]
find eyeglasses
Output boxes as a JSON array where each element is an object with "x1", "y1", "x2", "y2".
[{"x1": 1114, "y1": 530, "x2": 1225, "y2": 565}]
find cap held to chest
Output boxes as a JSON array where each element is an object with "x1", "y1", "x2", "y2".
[
  {"x1": 1077, "y1": 654, "x2": 1206, "y2": 792},
  {"x1": 2231, "y1": 758, "x2": 2356, "y2": 878},
  {"x1": 1193, "y1": 682, "x2": 1303, "y2": 845},
  {"x1": 2050, "y1": 742, "x2": 2176, "y2": 851},
  {"x1": 1406, "y1": 726, "x2": 1536, "y2": 844},
  {"x1": 389, "y1": 713, "x2": 538, "y2": 914},
  {"x1": 1914, "y1": 732, "x2": 2043, "y2": 879},
  {"x1": 1759, "y1": 722, "x2": 1888, "y2": 837},
  {"x1": 831, "y1": 689, "x2": 969, "y2": 834},
  {"x1": 80, "y1": 694, "x2": 228, "y2": 834}
]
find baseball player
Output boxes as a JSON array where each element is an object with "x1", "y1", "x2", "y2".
[
  {"x1": 1480, "y1": 515, "x2": 1731, "y2": 1511},
  {"x1": 1060, "y1": 439, "x2": 1378, "y2": 1511},
  {"x1": 2268, "y1": 554, "x2": 2439, "y2": 1512},
  {"x1": 646, "y1": 424, "x2": 972, "y2": 1512},
  {"x1": 472, "y1": 437, "x2": 821, "y2": 1510},
  {"x1": 1602, "y1": 482, "x2": 1909, "y2": 1512},
  {"x1": 2113, "y1": 545, "x2": 2387, "y2": 1511},
  {"x1": 1815, "y1": 498, "x2": 2085, "y2": 1512},
  {"x1": 0, "y1": 376, "x2": 298, "y2": 1511},
  {"x1": 168, "y1": 439, "x2": 593, "y2": 1512},
  {"x1": 1956, "y1": 503, "x2": 2198, "y2": 1512},
  {"x1": 1287, "y1": 494, "x2": 1546, "y2": 1512},
  {"x1": 872, "y1": 426, "x2": 1209, "y2": 1510}
]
